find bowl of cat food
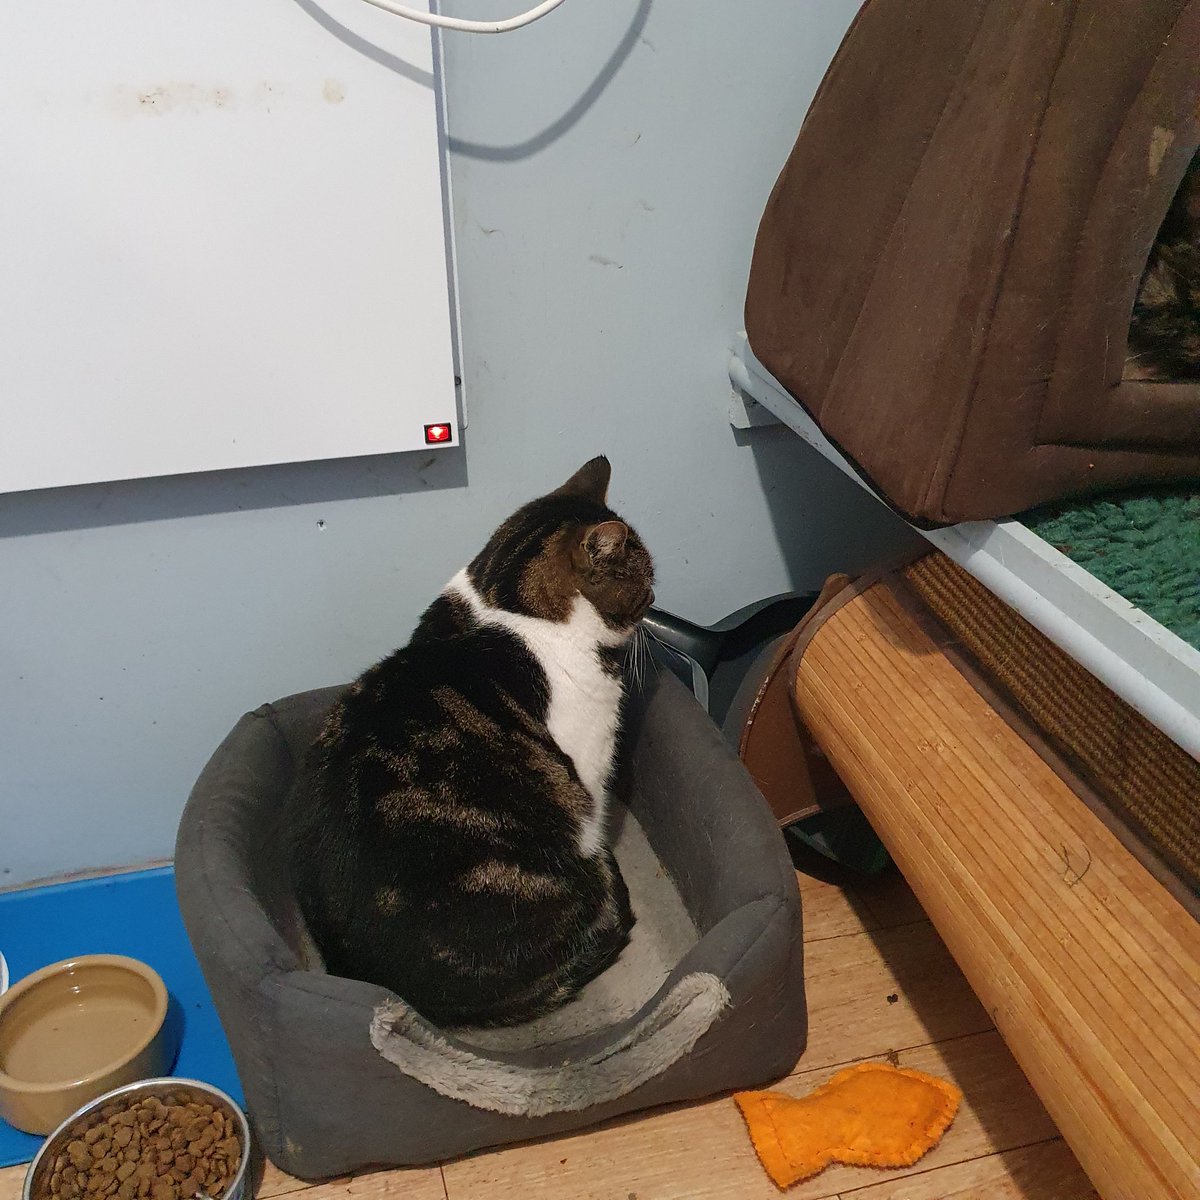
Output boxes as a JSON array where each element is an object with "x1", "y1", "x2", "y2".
[
  {"x1": 22, "y1": 1079, "x2": 249, "y2": 1200},
  {"x1": 0, "y1": 956, "x2": 173, "y2": 1135}
]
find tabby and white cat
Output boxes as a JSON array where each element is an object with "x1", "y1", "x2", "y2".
[{"x1": 285, "y1": 457, "x2": 655, "y2": 1028}]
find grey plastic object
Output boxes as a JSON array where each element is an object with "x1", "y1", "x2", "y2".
[{"x1": 643, "y1": 593, "x2": 816, "y2": 723}]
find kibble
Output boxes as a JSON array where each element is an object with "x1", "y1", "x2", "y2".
[{"x1": 37, "y1": 1093, "x2": 240, "y2": 1200}]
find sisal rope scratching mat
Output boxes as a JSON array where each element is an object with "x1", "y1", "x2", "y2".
[
  {"x1": 735, "y1": 1062, "x2": 962, "y2": 1190},
  {"x1": 904, "y1": 552, "x2": 1200, "y2": 898}
]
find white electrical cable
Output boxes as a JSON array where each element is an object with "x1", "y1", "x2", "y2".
[{"x1": 356, "y1": 0, "x2": 568, "y2": 33}]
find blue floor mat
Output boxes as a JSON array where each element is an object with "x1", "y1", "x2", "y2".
[{"x1": 0, "y1": 867, "x2": 242, "y2": 1168}]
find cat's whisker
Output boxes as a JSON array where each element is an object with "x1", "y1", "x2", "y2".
[
  {"x1": 636, "y1": 624, "x2": 653, "y2": 692},
  {"x1": 628, "y1": 625, "x2": 645, "y2": 693},
  {"x1": 643, "y1": 624, "x2": 687, "y2": 663}
]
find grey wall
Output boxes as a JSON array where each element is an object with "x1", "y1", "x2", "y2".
[{"x1": 0, "y1": 0, "x2": 916, "y2": 887}]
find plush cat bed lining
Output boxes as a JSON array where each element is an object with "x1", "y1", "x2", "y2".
[
  {"x1": 452, "y1": 811, "x2": 699, "y2": 1055},
  {"x1": 175, "y1": 670, "x2": 806, "y2": 1179},
  {"x1": 368, "y1": 812, "x2": 729, "y2": 1115},
  {"x1": 371, "y1": 973, "x2": 730, "y2": 1117}
]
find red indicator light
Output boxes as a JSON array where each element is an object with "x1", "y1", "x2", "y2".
[{"x1": 424, "y1": 423, "x2": 452, "y2": 445}]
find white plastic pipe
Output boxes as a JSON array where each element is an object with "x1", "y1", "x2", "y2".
[{"x1": 356, "y1": 0, "x2": 568, "y2": 33}]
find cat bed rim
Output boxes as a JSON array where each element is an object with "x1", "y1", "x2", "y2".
[
  {"x1": 175, "y1": 671, "x2": 807, "y2": 1174},
  {"x1": 368, "y1": 970, "x2": 732, "y2": 1116}
]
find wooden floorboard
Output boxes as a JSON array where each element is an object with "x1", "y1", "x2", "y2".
[
  {"x1": 443, "y1": 1090, "x2": 773, "y2": 1200},
  {"x1": 259, "y1": 1163, "x2": 330, "y2": 1199},
  {"x1": 0, "y1": 1165, "x2": 23, "y2": 1200},
  {"x1": 853, "y1": 869, "x2": 931, "y2": 931},
  {"x1": 782, "y1": 1031, "x2": 1061, "y2": 1199},
  {"x1": 439, "y1": 1029, "x2": 1064, "y2": 1200},
  {"x1": 799, "y1": 921, "x2": 992, "y2": 1072},
  {"x1": 837, "y1": 1139, "x2": 1100, "y2": 1200},
  {"x1": 283, "y1": 1169, "x2": 446, "y2": 1200},
  {"x1": 795, "y1": 864, "x2": 928, "y2": 943},
  {"x1": 794, "y1": 870, "x2": 881, "y2": 942}
]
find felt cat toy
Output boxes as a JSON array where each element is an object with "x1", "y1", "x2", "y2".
[{"x1": 735, "y1": 1062, "x2": 963, "y2": 1190}]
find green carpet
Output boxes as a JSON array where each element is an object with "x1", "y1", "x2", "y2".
[{"x1": 1022, "y1": 489, "x2": 1200, "y2": 651}]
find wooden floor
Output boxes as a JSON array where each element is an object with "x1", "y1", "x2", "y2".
[{"x1": 0, "y1": 868, "x2": 1099, "y2": 1200}]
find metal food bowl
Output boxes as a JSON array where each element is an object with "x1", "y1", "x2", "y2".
[{"x1": 22, "y1": 1079, "x2": 251, "y2": 1200}]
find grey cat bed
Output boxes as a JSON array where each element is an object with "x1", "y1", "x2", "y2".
[{"x1": 175, "y1": 670, "x2": 805, "y2": 1179}]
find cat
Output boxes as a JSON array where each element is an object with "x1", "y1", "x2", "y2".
[
  {"x1": 1126, "y1": 148, "x2": 1200, "y2": 381},
  {"x1": 284, "y1": 456, "x2": 655, "y2": 1028}
]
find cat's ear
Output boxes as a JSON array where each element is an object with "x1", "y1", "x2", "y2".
[
  {"x1": 584, "y1": 520, "x2": 627, "y2": 563},
  {"x1": 555, "y1": 455, "x2": 611, "y2": 503}
]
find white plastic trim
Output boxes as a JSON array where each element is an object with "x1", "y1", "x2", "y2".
[
  {"x1": 730, "y1": 332, "x2": 1200, "y2": 762},
  {"x1": 358, "y1": 0, "x2": 567, "y2": 33}
]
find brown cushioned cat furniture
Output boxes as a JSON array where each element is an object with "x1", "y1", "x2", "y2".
[
  {"x1": 745, "y1": 0, "x2": 1200, "y2": 525},
  {"x1": 174, "y1": 669, "x2": 804, "y2": 1179}
]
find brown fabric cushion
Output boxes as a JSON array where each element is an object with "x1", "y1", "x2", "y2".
[{"x1": 745, "y1": 0, "x2": 1200, "y2": 525}]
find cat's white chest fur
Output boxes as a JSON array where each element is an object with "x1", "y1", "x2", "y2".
[{"x1": 447, "y1": 569, "x2": 626, "y2": 857}]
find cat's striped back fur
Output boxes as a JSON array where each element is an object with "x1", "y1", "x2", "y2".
[{"x1": 285, "y1": 457, "x2": 654, "y2": 1027}]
